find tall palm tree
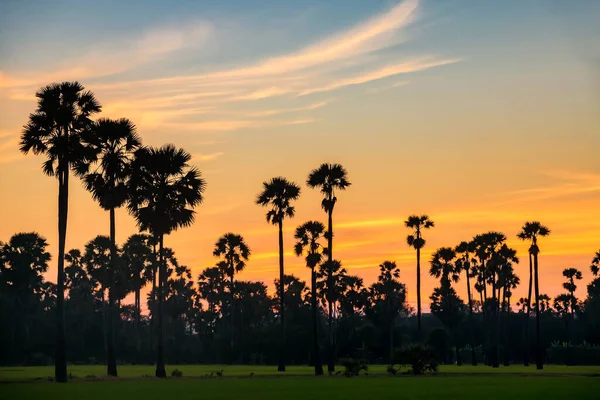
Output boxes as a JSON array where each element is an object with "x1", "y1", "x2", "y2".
[
  {"x1": 128, "y1": 144, "x2": 205, "y2": 378},
  {"x1": 517, "y1": 221, "x2": 550, "y2": 370},
  {"x1": 590, "y1": 250, "x2": 600, "y2": 276},
  {"x1": 19, "y1": 82, "x2": 101, "y2": 382},
  {"x1": 405, "y1": 215, "x2": 435, "y2": 333},
  {"x1": 84, "y1": 118, "x2": 140, "y2": 376},
  {"x1": 455, "y1": 240, "x2": 477, "y2": 365},
  {"x1": 256, "y1": 177, "x2": 300, "y2": 372},
  {"x1": 294, "y1": 220, "x2": 326, "y2": 376},
  {"x1": 213, "y1": 233, "x2": 251, "y2": 358},
  {"x1": 307, "y1": 163, "x2": 350, "y2": 372}
]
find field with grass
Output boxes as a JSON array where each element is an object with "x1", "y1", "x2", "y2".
[{"x1": 1, "y1": 365, "x2": 599, "y2": 400}]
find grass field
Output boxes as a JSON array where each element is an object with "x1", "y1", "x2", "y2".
[{"x1": 1, "y1": 365, "x2": 599, "y2": 400}]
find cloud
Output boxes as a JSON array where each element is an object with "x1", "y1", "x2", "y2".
[
  {"x1": 191, "y1": 152, "x2": 224, "y2": 161},
  {"x1": 299, "y1": 57, "x2": 459, "y2": 95},
  {"x1": 0, "y1": 20, "x2": 214, "y2": 89}
]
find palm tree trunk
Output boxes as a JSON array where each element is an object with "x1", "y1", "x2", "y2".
[
  {"x1": 101, "y1": 289, "x2": 108, "y2": 357},
  {"x1": 106, "y1": 207, "x2": 118, "y2": 376},
  {"x1": 155, "y1": 235, "x2": 167, "y2": 378},
  {"x1": 416, "y1": 246, "x2": 422, "y2": 333},
  {"x1": 327, "y1": 207, "x2": 335, "y2": 373},
  {"x1": 465, "y1": 268, "x2": 477, "y2": 365},
  {"x1": 311, "y1": 268, "x2": 323, "y2": 376},
  {"x1": 533, "y1": 252, "x2": 543, "y2": 370},
  {"x1": 277, "y1": 220, "x2": 286, "y2": 372},
  {"x1": 524, "y1": 252, "x2": 533, "y2": 366},
  {"x1": 135, "y1": 285, "x2": 141, "y2": 358},
  {"x1": 230, "y1": 268, "x2": 235, "y2": 361},
  {"x1": 55, "y1": 167, "x2": 68, "y2": 383}
]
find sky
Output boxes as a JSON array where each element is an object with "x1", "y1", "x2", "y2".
[{"x1": 1, "y1": 0, "x2": 599, "y2": 310}]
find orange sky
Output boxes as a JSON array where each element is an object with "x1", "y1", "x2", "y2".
[{"x1": 1, "y1": 0, "x2": 599, "y2": 310}]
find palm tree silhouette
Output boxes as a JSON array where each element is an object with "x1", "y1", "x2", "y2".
[
  {"x1": 405, "y1": 215, "x2": 435, "y2": 333},
  {"x1": 84, "y1": 118, "x2": 141, "y2": 376},
  {"x1": 307, "y1": 163, "x2": 350, "y2": 372},
  {"x1": 562, "y1": 268, "x2": 582, "y2": 321},
  {"x1": 19, "y1": 82, "x2": 101, "y2": 382},
  {"x1": 122, "y1": 234, "x2": 153, "y2": 357},
  {"x1": 590, "y1": 251, "x2": 600, "y2": 276},
  {"x1": 294, "y1": 220, "x2": 326, "y2": 376},
  {"x1": 128, "y1": 144, "x2": 205, "y2": 377},
  {"x1": 517, "y1": 221, "x2": 550, "y2": 370},
  {"x1": 213, "y1": 233, "x2": 251, "y2": 360},
  {"x1": 256, "y1": 177, "x2": 300, "y2": 372},
  {"x1": 455, "y1": 240, "x2": 477, "y2": 365}
]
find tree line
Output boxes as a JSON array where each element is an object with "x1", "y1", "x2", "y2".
[{"x1": 1, "y1": 82, "x2": 599, "y2": 382}]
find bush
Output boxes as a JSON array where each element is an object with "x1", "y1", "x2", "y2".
[
  {"x1": 340, "y1": 357, "x2": 368, "y2": 377},
  {"x1": 171, "y1": 368, "x2": 183, "y2": 377},
  {"x1": 392, "y1": 344, "x2": 439, "y2": 375},
  {"x1": 547, "y1": 342, "x2": 600, "y2": 365}
]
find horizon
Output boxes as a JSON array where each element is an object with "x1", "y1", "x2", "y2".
[{"x1": 2, "y1": 0, "x2": 600, "y2": 310}]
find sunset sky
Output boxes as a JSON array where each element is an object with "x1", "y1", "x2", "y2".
[{"x1": 1, "y1": 0, "x2": 599, "y2": 310}]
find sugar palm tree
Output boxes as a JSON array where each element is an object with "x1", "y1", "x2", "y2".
[
  {"x1": 562, "y1": 268, "x2": 582, "y2": 321},
  {"x1": 405, "y1": 215, "x2": 435, "y2": 332},
  {"x1": 294, "y1": 220, "x2": 326, "y2": 376},
  {"x1": 590, "y1": 251, "x2": 600, "y2": 276},
  {"x1": 128, "y1": 144, "x2": 205, "y2": 377},
  {"x1": 84, "y1": 117, "x2": 140, "y2": 376},
  {"x1": 19, "y1": 81, "x2": 101, "y2": 382},
  {"x1": 256, "y1": 177, "x2": 300, "y2": 372},
  {"x1": 213, "y1": 233, "x2": 251, "y2": 358},
  {"x1": 455, "y1": 240, "x2": 477, "y2": 365},
  {"x1": 122, "y1": 233, "x2": 153, "y2": 356},
  {"x1": 517, "y1": 221, "x2": 550, "y2": 370},
  {"x1": 307, "y1": 163, "x2": 350, "y2": 372}
]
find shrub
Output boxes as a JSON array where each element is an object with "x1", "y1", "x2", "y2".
[
  {"x1": 85, "y1": 373, "x2": 96, "y2": 380},
  {"x1": 340, "y1": 357, "x2": 368, "y2": 377},
  {"x1": 171, "y1": 368, "x2": 183, "y2": 377},
  {"x1": 392, "y1": 344, "x2": 439, "y2": 375}
]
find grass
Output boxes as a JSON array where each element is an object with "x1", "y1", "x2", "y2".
[
  {"x1": 1, "y1": 364, "x2": 599, "y2": 381},
  {"x1": 1, "y1": 365, "x2": 599, "y2": 400},
  {"x1": 1, "y1": 376, "x2": 599, "y2": 400}
]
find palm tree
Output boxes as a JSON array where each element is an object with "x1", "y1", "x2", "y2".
[
  {"x1": 84, "y1": 118, "x2": 140, "y2": 376},
  {"x1": 405, "y1": 215, "x2": 435, "y2": 333},
  {"x1": 256, "y1": 177, "x2": 300, "y2": 372},
  {"x1": 294, "y1": 220, "x2": 326, "y2": 376},
  {"x1": 307, "y1": 163, "x2": 350, "y2": 372},
  {"x1": 590, "y1": 251, "x2": 600, "y2": 276},
  {"x1": 562, "y1": 268, "x2": 582, "y2": 321},
  {"x1": 213, "y1": 233, "x2": 251, "y2": 359},
  {"x1": 128, "y1": 144, "x2": 205, "y2": 378},
  {"x1": 455, "y1": 240, "x2": 477, "y2": 365},
  {"x1": 517, "y1": 221, "x2": 550, "y2": 370},
  {"x1": 122, "y1": 234, "x2": 153, "y2": 356},
  {"x1": 19, "y1": 82, "x2": 101, "y2": 382}
]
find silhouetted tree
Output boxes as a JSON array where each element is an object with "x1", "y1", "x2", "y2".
[
  {"x1": 307, "y1": 163, "x2": 350, "y2": 372},
  {"x1": 84, "y1": 118, "x2": 141, "y2": 376},
  {"x1": 213, "y1": 233, "x2": 251, "y2": 359},
  {"x1": 121, "y1": 234, "x2": 153, "y2": 356},
  {"x1": 369, "y1": 261, "x2": 408, "y2": 362},
  {"x1": 518, "y1": 221, "x2": 550, "y2": 370},
  {"x1": 294, "y1": 220, "x2": 326, "y2": 376},
  {"x1": 405, "y1": 215, "x2": 434, "y2": 333},
  {"x1": 256, "y1": 177, "x2": 300, "y2": 371},
  {"x1": 128, "y1": 144, "x2": 205, "y2": 377},
  {"x1": 19, "y1": 82, "x2": 101, "y2": 382},
  {"x1": 455, "y1": 240, "x2": 477, "y2": 365}
]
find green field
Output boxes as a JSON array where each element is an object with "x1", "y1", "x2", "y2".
[{"x1": 1, "y1": 365, "x2": 599, "y2": 400}]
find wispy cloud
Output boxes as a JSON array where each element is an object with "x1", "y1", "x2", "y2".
[
  {"x1": 191, "y1": 152, "x2": 224, "y2": 162},
  {"x1": 1, "y1": 0, "x2": 460, "y2": 136},
  {"x1": 299, "y1": 57, "x2": 459, "y2": 96}
]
